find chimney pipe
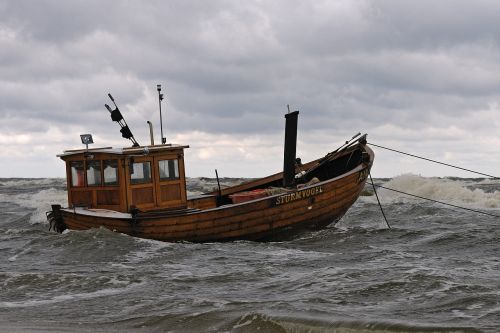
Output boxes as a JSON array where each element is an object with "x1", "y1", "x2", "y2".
[
  {"x1": 283, "y1": 110, "x2": 299, "y2": 188},
  {"x1": 147, "y1": 121, "x2": 155, "y2": 146}
]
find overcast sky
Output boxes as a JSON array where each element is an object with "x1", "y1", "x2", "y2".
[{"x1": 1, "y1": 0, "x2": 500, "y2": 178}]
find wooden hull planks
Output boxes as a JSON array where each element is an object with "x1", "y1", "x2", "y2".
[{"x1": 59, "y1": 145, "x2": 373, "y2": 242}]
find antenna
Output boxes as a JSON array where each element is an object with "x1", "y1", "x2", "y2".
[
  {"x1": 157, "y1": 84, "x2": 166, "y2": 144},
  {"x1": 105, "y1": 94, "x2": 140, "y2": 147}
]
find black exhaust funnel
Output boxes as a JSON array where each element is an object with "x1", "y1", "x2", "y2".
[{"x1": 283, "y1": 110, "x2": 299, "y2": 188}]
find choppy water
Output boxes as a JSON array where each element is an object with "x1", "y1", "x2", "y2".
[{"x1": 0, "y1": 175, "x2": 498, "y2": 332}]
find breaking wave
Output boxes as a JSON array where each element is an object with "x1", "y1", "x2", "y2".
[
  {"x1": 0, "y1": 177, "x2": 497, "y2": 332},
  {"x1": 376, "y1": 174, "x2": 500, "y2": 208}
]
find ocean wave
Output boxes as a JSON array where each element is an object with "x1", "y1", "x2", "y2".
[
  {"x1": 229, "y1": 313, "x2": 482, "y2": 333},
  {"x1": 2, "y1": 188, "x2": 67, "y2": 225},
  {"x1": 0, "y1": 178, "x2": 66, "y2": 188},
  {"x1": 123, "y1": 236, "x2": 175, "y2": 264},
  {"x1": 376, "y1": 174, "x2": 500, "y2": 209},
  {"x1": 0, "y1": 280, "x2": 145, "y2": 308},
  {"x1": 0, "y1": 178, "x2": 67, "y2": 227},
  {"x1": 186, "y1": 177, "x2": 246, "y2": 195}
]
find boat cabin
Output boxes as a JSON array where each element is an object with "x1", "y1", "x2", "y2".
[{"x1": 58, "y1": 145, "x2": 189, "y2": 213}]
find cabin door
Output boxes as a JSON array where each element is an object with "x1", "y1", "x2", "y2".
[
  {"x1": 154, "y1": 156, "x2": 187, "y2": 209},
  {"x1": 127, "y1": 156, "x2": 156, "y2": 211}
]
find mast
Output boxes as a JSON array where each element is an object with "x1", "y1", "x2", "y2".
[{"x1": 157, "y1": 84, "x2": 166, "y2": 144}]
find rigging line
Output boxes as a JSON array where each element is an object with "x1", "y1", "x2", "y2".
[
  {"x1": 369, "y1": 173, "x2": 391, "y2": 229},
  {"x1": 368, "y1": 142, "x2": 497, "y2": 179},
  {"x1": 374, "y1": 184, "x2": 500, "y2": 219}
]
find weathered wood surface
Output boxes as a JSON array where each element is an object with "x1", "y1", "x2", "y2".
[{"x1": 60, "y1": 145, "x2": 373, "y2": 242}]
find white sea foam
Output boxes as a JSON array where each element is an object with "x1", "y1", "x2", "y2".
[
  {"x1": 476, "y1": 178, "x2": 500, "y2": 185},
  {"x1": 0, "y1": 178, "x2": 65, "y2": 188},
  {"x1": 4, "y1": 228, "x2": 29, "y2": 234},
  {"x1": 123, "y1": 237, "x2": 174, "y2": 264},
  {"x1": 261, "y1": 247, "x2": 330, "y2": 260},
  {"x1": 8, "y1": 245, "x2": 32, "y2": 262},
  {"x1": 186, "y1": 177, "x2": 246, "y2": 195},
  {"x1": 0, "y1": 179, "x2": 67, "y2": 225},
  {"x1": 0, "y1": 281, "x2": 145, "y2": 308},
  {"x1": 14, "y1": 188, "x2": 67, "y2": 224},
  {"x1": 377, "y1": 174, "x2": 500, "y2": 208}
]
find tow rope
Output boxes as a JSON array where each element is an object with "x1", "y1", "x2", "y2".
[
  {"x1": 367, "y1": 142, "x2": 500, "y2": 226},
  {"x1": 368, "y1": 142, "x2": 497, "y2": 179}
]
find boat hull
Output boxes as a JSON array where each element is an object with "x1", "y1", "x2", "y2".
[{"x1": 59, "y1": 162, "x2": 371, "y2": 242}]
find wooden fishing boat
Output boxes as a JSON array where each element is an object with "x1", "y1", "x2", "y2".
[{"x1": 47, "y1": 102, "x2": 374, "y2": 242}]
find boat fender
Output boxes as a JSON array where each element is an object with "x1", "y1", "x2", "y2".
[
  {"x1": 297, "y1": 177, "x2": 320, "y2": 189},
  {"x1": 295, "y1": 170, "x2": 306, "y2": 179},
  {"x1": 308, "y1": 177, "x2": 320, "y2": 185}
]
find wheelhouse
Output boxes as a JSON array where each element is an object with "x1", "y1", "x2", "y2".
[{"x1": 59, "y1": 145, "x2": 189, "y2": 213}]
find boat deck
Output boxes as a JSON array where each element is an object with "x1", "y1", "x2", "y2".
[{"x1": 62, "y1": 208, "x2": 132, "y2": 219}]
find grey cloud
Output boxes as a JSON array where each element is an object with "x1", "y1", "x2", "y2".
[{"x1": 2, "y1": 0, "x2": 500, "y2": 176}]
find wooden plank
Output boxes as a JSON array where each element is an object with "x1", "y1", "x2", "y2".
[
  {"x1": 138, "y1": 176, "x2": 366, "y2": 238},
  {"x1": 58, "y1": 144, "x2": 374, "y2": 242}
]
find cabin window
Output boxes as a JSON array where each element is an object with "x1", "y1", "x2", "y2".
[
  {"x1": 86, "y1": 160, "x2": 102, "y2": 186},
  {"x1": 131, "y1": 161, "x2": 152, "y2": 184},
  {"x1": 70, "y1": 161, "x2": 85, "y2": 187},
  {"x1": 158, "y1": 159, "x2": 179, "y2": 180},
  {"x1": 103, "y1": 160, "x2": 118, "y2": 185}
]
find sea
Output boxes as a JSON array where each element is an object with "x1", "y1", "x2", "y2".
[{"x1": 0, "y1": 175, "x2": 498, "y2": 333}]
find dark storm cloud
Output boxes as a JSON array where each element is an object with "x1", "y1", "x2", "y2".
[{"x1": 1, "y1": 0, "x2": 500, "y2": 176}]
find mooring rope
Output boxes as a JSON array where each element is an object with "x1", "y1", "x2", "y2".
[
  {"x1": 365, "y1": 142, "x2": 500, "y2": 223},
  {"x1": 368, "y1": 142, "x2": 498, "y2": 179},
  {"x1": 373, "y1": 184, "x2": 500, "y2": 218},
  {"x1": 369, "y1": 173, "x2": 391, "y2": 228}
]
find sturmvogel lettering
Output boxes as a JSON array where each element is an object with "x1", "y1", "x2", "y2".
[{"x1": 275, "y1": 186, "x2": 324, "y2": 205}]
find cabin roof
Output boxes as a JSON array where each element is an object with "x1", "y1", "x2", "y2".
[{"x1": 58, "y1": 144, "x2": 189, "y2": 157}]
